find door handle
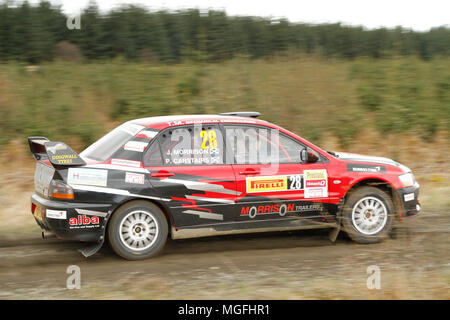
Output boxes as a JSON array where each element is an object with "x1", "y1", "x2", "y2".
[
  {"x1": 239, "y1": 169, "x2": 260, "y2": 175},
  {"x1": 150, "y1": 171, "x2": 175, "y2": 178}
]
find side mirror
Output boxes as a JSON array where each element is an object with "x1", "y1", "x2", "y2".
[{"x1": 300, "y1": 148, "x2": 319, "y2": 163}]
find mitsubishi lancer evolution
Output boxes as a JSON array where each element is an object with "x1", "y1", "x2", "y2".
[{"x1": 29, "y1": 112, "x2": 420, "y2": 260}]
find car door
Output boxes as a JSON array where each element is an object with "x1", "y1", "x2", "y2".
[
  {"x1": 143, "y1": 124, "x2": 237, "y2": 228},
  {"x1": 223, "y1": 124, "x2": 328, "y2": 222}
]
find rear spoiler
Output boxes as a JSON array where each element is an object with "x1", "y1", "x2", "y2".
[{"x1": 27, "y1": 136, "x2": 86, "y2": 167}]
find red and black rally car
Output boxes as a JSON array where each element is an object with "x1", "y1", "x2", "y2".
[{"x1": 29, "y1": 112, "x2": 420, "y2": 260}]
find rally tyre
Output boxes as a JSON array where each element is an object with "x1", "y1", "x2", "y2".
[
  {"x1": 108, "y1": 201, "x2": 168, "y2": 260},
  {"x1": 342, "y1": 186, "x2": 394, "y2": 244}
]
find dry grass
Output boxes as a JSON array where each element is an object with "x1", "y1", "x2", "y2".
[{"x1": 0, "y1": 58, "x2": 448, "y2": 300}]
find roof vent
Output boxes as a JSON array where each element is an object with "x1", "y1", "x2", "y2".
[{"x1": 220, "y1": 111, "x2": 261, "y2": 118}]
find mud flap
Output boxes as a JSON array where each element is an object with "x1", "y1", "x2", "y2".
[
  {"x1": 78, "y1": 240, "x2": 104, "y2": 258},
  {"x1": 329, "y1": 198, "x2": 344, "y2": 242},
  {"x1": 328, "y1": 225, "x2": 340, "y2": 242},
  {"x1": 78, "y1": 210, "x2": 111, "y2": 257}
]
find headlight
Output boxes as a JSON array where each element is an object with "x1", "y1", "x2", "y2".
[{"x1": 399, "y1": 172, "x2": 415, "y2": 188}]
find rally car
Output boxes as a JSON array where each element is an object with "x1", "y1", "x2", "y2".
[{"x1": 29, "y1": 112, "x2": 421, "y2": 260}]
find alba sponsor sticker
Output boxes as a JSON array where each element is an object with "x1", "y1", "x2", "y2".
[
  {"x1": 304, "y1": 169, "x2": 328, "y2": 198},
  {"x1": 69, "y1": 215, "x2": 100, "y2": 229}
]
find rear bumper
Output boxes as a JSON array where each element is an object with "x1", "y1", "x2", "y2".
[
  {"x1": 395, "y1": 182, "x2": 421, "y2": 219},
  {"x1": 31, "y1": 193, "x2": 112, "y2": 242}
]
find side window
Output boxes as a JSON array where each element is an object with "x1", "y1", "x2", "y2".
[
  {"x1": 224, "y1": 125, "x2": 313, "y2": 164},
  {"x1": 158, "y1": 125, "x2": 224, "y2": 166},
  {"x1": 277, "y1": 134, "x2": 304, "y2": 163},
  {"x1": 143, "y1": 141, "x2": 163, "y2": 166}
]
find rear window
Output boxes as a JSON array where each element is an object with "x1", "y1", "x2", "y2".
[{"x1": 80, "y1": 122, "x2": 144, "y2": 162}]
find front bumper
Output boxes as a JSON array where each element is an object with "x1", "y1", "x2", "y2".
[
  {"x1": 31, "y1": 193, "x2": 113, "y2": 242},
  {"x1": 395, "y1": 182, "x2": 421, "y2": 219}
]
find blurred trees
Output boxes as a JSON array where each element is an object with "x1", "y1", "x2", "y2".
[{"x1": 0, "y1": 1, "x2": 449, "y2": 63}]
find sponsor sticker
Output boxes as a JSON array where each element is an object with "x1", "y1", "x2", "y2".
[
  {"x1": 110, "y1": 159, "x2": 143, "y2": 168},
  {"x1": 69, "y1": 215, "x2": 100, "y2": 229},
  {"x1": 67, "y1": 168, "x2": 108, "y2": 187},
  {"x1": 304, "y1": 188, "x2": 326, "y2": 198},
  {"x1": 246, "y1": 176, "x2": 287, "y2": 193},
  {"x1": 305, "y1": 180, "x2": 327, "y2": 187},
  {"x1": 46, "y1": 143, "x2": 67, "y2": 154},
  {"x1": 240, "y1": 203, "x2": 323, "y2": 218},
  {"x1": 46, "y1": 209, "x2": 67, "y2": 219},
  {"x1": 347, "y1": 163, "x2": 386, "y2": 173},
  {"x1": 49, "y1": 154, "x2": 78, "y2": 165},
  {"x1": 304, "y1": 170, "x2": 327, "y2": 180},
  {"x1": 304, "y1": 169, "x2": 328, "y2": 198},
  {"x1": 123, "y1": 141, "x2": 148, "y2": 152},
  {"x1": 246, "y1": 174, "x2": 304, "y2": 193},
  {"x1": 125, "y1": 172, "x2": 145, "y2": 184},
  {"x1": 44, "y1": 142, "x2": 85, "y2": 166},
  {"x1": 137, "y1": 130, "x2": 158, "y2": 139},
  {"x1": 404, "y1": 193, "x2": 415, "y2": 202}
]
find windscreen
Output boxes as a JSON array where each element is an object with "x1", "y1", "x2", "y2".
[{"x1": 80, "y1": 122, "x2": 144, "y2": 162}]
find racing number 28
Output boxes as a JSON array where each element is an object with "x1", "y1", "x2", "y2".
[
  {"x1": 200, "y1": 130, "x2": 217, "y2": 149},
  {"x1": 289, "y1": 175, "x2": 303, "y2": 190}
]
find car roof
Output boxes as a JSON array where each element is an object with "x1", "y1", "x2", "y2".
[{"x1": 129, "y1": 114, "x2": 273, "y2": 130}]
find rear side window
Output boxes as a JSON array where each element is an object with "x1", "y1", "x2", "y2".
[
  {"x1": 81, "y1": 122, "x2": 144, "y2": 162},
  {"x1": 143, "y1": 141, "x2": 163, "y2": 166},
  {"x1": 157, "y1": 125, "x2": 224, "y2": 165}
]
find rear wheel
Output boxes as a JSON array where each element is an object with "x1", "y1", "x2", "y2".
[
  {"x1": 342, "y1": 186, "x2": 394, "y2": 244},
  {"x1": 108, "y1": 201, "x2": 168, "y2": 260}
]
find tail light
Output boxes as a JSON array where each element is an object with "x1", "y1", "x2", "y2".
[{"x1": 49, "y1": 180, "x2": 74, "y2": 200}]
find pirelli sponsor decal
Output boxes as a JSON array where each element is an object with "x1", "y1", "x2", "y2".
[
  {"x1": 347, "y1": 163, "x2": 386, "y2": 173},
  {"x1": 246, "y1": 174, "x2": 303, "y2": 193}
]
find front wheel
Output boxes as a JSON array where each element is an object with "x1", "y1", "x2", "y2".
[
  {"x1": 342, "y1": 186, "x2": 394, "y2": 244},
  {"x1": 107, "y1": 201, "x2": 168, "y2": 260}
]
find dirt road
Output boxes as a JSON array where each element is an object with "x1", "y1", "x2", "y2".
[{"x1": 0, "y1": 210, "x2": 448, "y2": 299}]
